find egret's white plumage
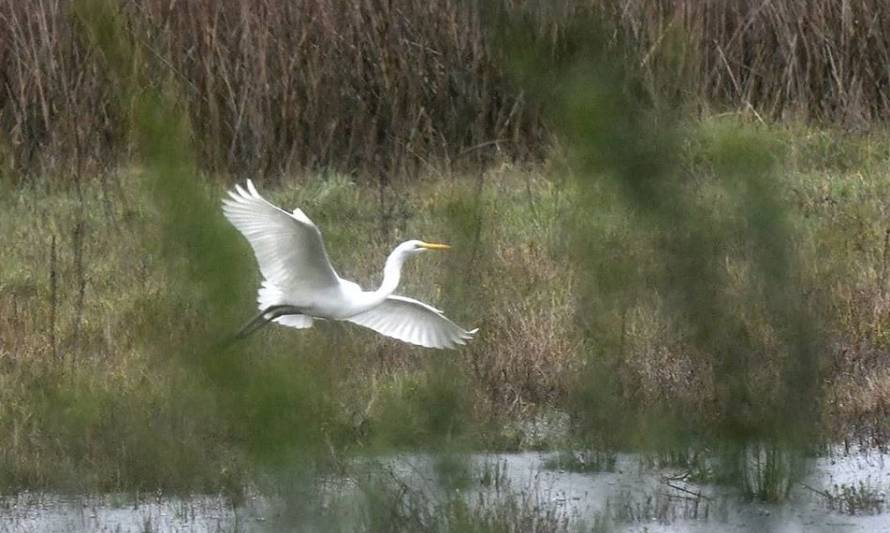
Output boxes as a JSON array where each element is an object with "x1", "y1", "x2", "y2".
[{"x1": 222, "y1": 180, "x2": 477, "y2": 349}]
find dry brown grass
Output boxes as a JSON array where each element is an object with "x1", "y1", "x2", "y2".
[
  {"x1": 468, "y1": 233, "x2": 581, "y2": 415},
  {"x1": 0, "y1": 0, "x2": 546, "y2": 180},
  {"x1": 4, "y1": 1, "x2": 890, "y2": 180},
  {"x1": 613, "y1": 0, "x2": 890, "y2": 125},
  {"x1": 825, "y1": 342, "x2": 890, "y2": 446}
]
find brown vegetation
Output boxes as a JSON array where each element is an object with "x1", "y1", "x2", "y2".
[
  {"x1": 613, "y1": 0, "x2": 890, "y2": 124},
  {"x1": 3, "y1": 1, "x2": 890, "y2": 179}
]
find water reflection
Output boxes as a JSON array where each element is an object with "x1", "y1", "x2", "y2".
[{"x1": 2, "y1": 448, "x2": 887, "y2": 532}]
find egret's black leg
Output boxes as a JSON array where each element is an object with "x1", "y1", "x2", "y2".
[
  {"x1": 236, "y1": 306, "x2": 295, "y2": 338},
  {"x1": 235, "y1": 305, "x2": 303, "y2": 339},
  {"x1": 236, "y1": 305, "x2": 302, "y2": 338},
  {"x1": 236, "y1": 305, "x2": 281, "y2": 337}
]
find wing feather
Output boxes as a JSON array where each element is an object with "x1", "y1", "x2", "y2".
[
  {"x1": 346, "y1": 295, "x2": 478, "y2": 350},
  {"x1": 222, "y1": 180, "x2": 340, "y2": 295}
]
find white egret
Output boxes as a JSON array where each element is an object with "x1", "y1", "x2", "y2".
[{"x1": 222, "y1": 180, "x2": 478, "y2": 349}]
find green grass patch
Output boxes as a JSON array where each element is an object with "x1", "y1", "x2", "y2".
[{"x1": 2, "y1": 121, "x2": 890, "y2": 493}]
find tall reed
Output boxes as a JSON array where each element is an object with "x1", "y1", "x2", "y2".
[{"x1": 3, "y1": 1, "x2": 889, "y2": 182}]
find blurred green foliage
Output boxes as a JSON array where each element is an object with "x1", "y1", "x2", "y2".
[
  {"x1": 492, "y1": 8, "x2": 824, "y2": 493},
  {"x1": 74, "y1": 0, "x2": 338, "y2": 467}
]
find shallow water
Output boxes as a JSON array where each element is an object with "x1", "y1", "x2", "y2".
[{"x1": 2, "y1": 447, "x2": 888, "y2": 532}]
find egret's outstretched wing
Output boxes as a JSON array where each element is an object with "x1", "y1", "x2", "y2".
[
  {"x1": 346, "y1": 295, "x2": 477, "y2": 349},
  {"x1": 222, "y1": 180, "x2": 340, "y2": 294}
]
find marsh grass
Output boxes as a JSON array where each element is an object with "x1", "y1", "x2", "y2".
[
  {"x1": 349, "y1": 457, "x2": 583, "y2": 533},
  {"x1": 5, "y1": 1, "x2": 890, "y2": 179},
  {"x1": 0, "y1": 164, "x2": 578, "y2": 491},
  {"x1": 4, "y1": 6, "x2": 890, "y2": 533},
  {"x1": 3, "y1": 123, "x2": 890, "y2": 494},
  {"x1": 1, "y1": 2, "x2": 890, "y2": 502},
  {"x1": 604, "y1": 488, "x2": 711, "y2": 525},
  {"x1": 824, "y1": 479, "x2": 887, "y2": 515},
  {"x1": 736, "y1": 443, "x2": 806, "y2": 502},
  {"x1": 543, "y1": 450, "x2": 617, "y2": 474}
]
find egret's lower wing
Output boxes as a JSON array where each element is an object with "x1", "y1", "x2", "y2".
[
  {"x1": 346, "y1": 295, "x2": 477, "y2": 349},
  {"x1": 274, "y1": 314, "x2": 314, "y2": 329}
]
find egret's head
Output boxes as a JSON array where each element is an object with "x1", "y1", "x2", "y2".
[{"x1": 401, "y1": 239, "x2": 451, "y2": 256}]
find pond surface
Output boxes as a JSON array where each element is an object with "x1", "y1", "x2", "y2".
[{"x1": 2, "y1": 447, "x2": 888, "y2": 532}]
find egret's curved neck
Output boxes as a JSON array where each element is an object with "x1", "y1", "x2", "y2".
[{"x1": 373, "y1": 248, "x2": 407, "y2": 300}]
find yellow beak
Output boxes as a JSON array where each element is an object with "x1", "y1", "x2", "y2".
[{"x1": 419, "y1": 241, "x2": 451, "y2": 250}]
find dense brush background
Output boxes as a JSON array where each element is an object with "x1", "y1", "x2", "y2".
[{"x1": 3, "y1": 0, "x2": 890, "y2": 179}]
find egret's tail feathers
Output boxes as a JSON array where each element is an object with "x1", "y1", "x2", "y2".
[{"x1": 257, "y1": 281, "x2": 313, "y2": 330}]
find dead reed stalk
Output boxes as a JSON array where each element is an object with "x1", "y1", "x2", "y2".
[{"x1": 48, "y1": 232, "x2": 58, "y2": 361}]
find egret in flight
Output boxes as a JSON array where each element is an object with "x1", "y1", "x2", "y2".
[{"x1": 222, "y1": 180, "x2": 478, "y2": 349}]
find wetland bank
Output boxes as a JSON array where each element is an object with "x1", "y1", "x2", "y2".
[
  {"x1": 3, "y1": 0, "x2": 890, "y2": 531},
  {"x1": 4, "y1": 448, "x2": 890, "y2": 531}
]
